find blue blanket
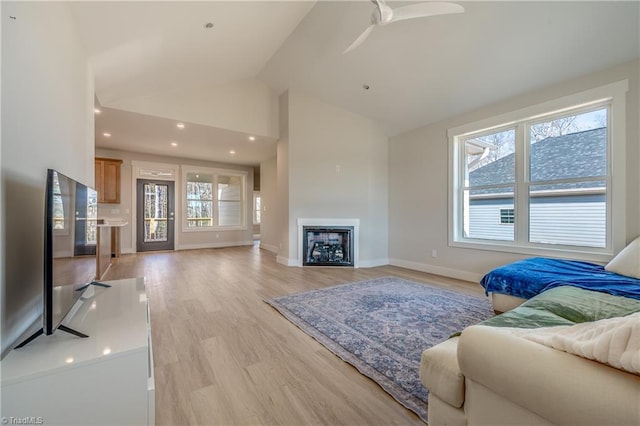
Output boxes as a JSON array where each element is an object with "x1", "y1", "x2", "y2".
[{"x1": 480, "y1": 257, "x2": 640, "y2": 300}]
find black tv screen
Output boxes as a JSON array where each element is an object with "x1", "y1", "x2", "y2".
[{"x1": 44, "y1": 169, "x2": 98, "y2": 335}]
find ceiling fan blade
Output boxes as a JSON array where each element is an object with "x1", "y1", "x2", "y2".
[
  {"x1": 390, "y1": 2, "x2": 464, "y2": 23},
  {"x1": 343, "y1": 25, "x2": 375, "y2": 54}
]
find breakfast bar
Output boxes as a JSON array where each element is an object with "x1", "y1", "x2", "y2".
[{"x1": 96, "y1": 220, "x2": 127, "y2": 280}]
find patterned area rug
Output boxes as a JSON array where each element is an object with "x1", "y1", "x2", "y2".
[{"x1": 265, "y1": 276, "x2": 493, "y2": 422}]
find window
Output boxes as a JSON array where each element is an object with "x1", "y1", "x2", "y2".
[
  {"x1": 499, "y1": 208, "x2": 514, "y2": 224},
  {"x1": 449, "y1": 81, "x2": 628, "y2": 259},
  {"x1": 186, "y1": 173, "x2": 213, "y2": 228},
  {"x1": 52, "y1": 171, "x2": 65, "y2": 230},
  {"x1": 217, "y1": 175, "x2": 243, "y2": 227},
  {"x1": 86, "y1": 188, "x2": 98, "y2": 245},
  {"x1": 253, "y1": 192, "x2": 261, "y2": 225},
  {"x1": 182, "y1": 167, "x2": 247, "y2": 231}
]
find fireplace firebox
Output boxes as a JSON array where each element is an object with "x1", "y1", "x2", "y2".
[{"x1": 302, "y1": 226, "x2": 354, "y2": 267}]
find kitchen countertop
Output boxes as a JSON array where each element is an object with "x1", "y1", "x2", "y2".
[{"x1": 97, "y1": 220, "x2": 128, "y2": 227}]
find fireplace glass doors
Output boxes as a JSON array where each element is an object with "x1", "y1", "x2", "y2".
[{"x1": 303, "y1": 226, "x2": 354, "y2": 267}]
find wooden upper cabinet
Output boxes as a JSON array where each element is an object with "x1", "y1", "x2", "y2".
[{"x1": 95, "y1": 157, "x2": 123, "y2": 204}]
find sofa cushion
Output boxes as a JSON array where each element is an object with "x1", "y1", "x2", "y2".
[
  {"x1": 459, "y1": 325, "x2": 640, "y2": 426},
  {"x1": 419, "y1": 337, "x2": 465, "y2": 408}
]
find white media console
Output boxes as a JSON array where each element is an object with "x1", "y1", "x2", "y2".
[{"x1": 1, "y1": 278, "x2": 154, "y2": 425}]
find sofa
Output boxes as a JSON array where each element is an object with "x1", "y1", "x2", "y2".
[{"x1": 420, "y1": 286, "x2": 640, "y2": 425}]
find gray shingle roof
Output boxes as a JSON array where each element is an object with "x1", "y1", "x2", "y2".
[{"x1": 469, "y1": 127, "x2": 606, "y2": 192}]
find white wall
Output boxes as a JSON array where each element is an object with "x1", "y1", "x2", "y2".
[
  {"x1": 389, "y1": 60, "x2": 640, "y2": 282},
  {"x1": 105, "y1": 79, "x2": 280, "y2": 140},
  {"x1": 1, "y1": 2, "x2": 94, "y2": 356},
  {"x1": 259, "y1": 156, "x2": 278, "y2": 253},
  {"x1": 94, "y1": 149, "x2": 254, "y2": 252},
  {"x1": 279, "y1": 91, "x2": 389, "y2": 266},
  {"x1": 276, "y1": 93, "x2": 290, "y2": 263}
]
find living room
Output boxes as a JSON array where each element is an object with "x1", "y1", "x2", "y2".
[{"x1": 1, "y1": 1, "x2": 639, "y2": 425}]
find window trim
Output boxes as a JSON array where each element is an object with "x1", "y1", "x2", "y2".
[
  {"x1": 448, "y1": 80, "x2": 628, "y2": 262},
  {"x1": 181, "y1": 166, "x2": 248, "y2": 232},
  {"x1": 253, "y1": 191, "x2": 261, "y2": 225}
]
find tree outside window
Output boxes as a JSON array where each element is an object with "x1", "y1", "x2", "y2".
[
  {"x1": 186, "y1": 173, "x2": 213, "y2": 228},
  {"x1": 182, "y1": 168, "x2": 247, "y2": 231}
]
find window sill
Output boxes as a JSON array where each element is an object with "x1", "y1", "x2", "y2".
[{"x1": 449, "y1": 239, "x2": 613, "y2": 264}]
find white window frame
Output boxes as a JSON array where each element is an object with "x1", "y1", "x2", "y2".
[
  {"x1": 181, "y1": 166, "x2": 248, "y2": 232},
  {"x1": 448, "y1": 80, "x2": 628, "y2": 262},
  {"x1": 253, "y1": 191, "x2": 261, "y2": 225}
]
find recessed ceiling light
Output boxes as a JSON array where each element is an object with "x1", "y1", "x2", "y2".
[
  {"x1": 171, "y1": 142, "x2": 178, "y2": 147},
  {"x1": 204, "y1": 22, "x2": 214, "y2": 29},
  {"x1": 363, "y1": 84, "x2": 371, "y2": 90},
  {"x1": 176, "y1": 123, "x2": 185, "y2": 129},
  {"x1": 103, "y1": 132, "x2": 111, "y2": 137},
  {"x1": 229, "y1": 150, "x2": 236, "y2": 155},
  {"x1": 248, "y1": 136, "x2": 256, "y2": 141},
  {"x1": 94, "y1": 108, "x2": 101, "y2": 114}
]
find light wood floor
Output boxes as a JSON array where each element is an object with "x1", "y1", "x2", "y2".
[{"x1": 104, "y1": 245, "x2": 485, "y2": 426}]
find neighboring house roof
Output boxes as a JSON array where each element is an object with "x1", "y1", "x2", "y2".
[{"x1": 469, "y1": 127, "x2": 606, "y2": 194}]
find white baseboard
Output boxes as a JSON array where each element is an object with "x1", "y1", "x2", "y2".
[
  {"x1": 276, "y1": 256, "x2": 297, "y2": 266},
  {"x1": 260, "y1": 243, "x2": 278, "y2": 253},
  {"x1": 178, "y1": 241, "x2": 254, "y2": 250},
  {"x1": 358, "y1": 258, "x2": 390, "y2": 268},
  {"x1": 389, "y1": 258, "x2": 483, "y2": 283},
  {"x1": 275, "y1": 257, "x2": 389, "y2": 268}
]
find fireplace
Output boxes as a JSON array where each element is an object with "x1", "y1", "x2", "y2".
[{"x1": 302, "y1": 226, "x2": 354, "y2": 267}]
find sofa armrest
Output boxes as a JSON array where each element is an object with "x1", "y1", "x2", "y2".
[
  {"x1": 420, "y1": 337, "x2": 465, "y2": 408},
  {"x1": 458, "y1": 325, "x2": 640, "y2": 426}
]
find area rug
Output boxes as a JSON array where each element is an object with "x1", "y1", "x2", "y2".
[{"x1": 265, "y1": 276, "x2": 494, "y2": 422}]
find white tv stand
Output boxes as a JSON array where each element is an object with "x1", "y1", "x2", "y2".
[{"x1": 1, "y1": 278, "x2": 155, "y2": 425}]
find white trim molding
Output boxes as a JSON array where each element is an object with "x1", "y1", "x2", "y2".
[
  {"x1": 389, "y1": 258, "x2": 484, "y2": 284},
  {"x1": 260, "y1": 242, "x2": 279, "y2": 253},
  {"x1": 276, "y1": 255, "x2": 297, "y2": 267},
  {"x1": 177, "y1": 241, "x2": 253, "y2": 250}
]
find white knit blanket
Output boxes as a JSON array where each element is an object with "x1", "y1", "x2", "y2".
[{"x1": 493, "y1": 312, "x2": 640, "y2": 375}]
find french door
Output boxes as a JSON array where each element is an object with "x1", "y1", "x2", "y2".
[{"x1": 136, "y1": 180, "x2": 175, "y2": 252}]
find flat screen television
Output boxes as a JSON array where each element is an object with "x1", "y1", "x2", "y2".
[{"x1": 16, "y1": 169, "x2": 102, "y2": 348}]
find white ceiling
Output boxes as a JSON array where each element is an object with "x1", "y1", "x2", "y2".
[
  {"x1": 75, "y1": 1, "x2": 640, "y2": 166},
  {"x1": 94, "y1": 106, "x2": 277, "y2": 166}
]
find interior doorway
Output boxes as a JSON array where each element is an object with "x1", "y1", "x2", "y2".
[{"x1": 136, "y1": 179, "x2": 175, "y2": 252}]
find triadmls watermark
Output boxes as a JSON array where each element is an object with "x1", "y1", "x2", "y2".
[{"x1": 1, "y1": 417, "x2": 44, "y2": 425}]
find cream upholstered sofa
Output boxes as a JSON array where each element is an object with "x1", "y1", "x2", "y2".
[{"x1": 420, "y1": 287, "x2": 640, "y2": 426}]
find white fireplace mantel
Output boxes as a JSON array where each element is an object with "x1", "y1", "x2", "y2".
[{"x1": 297, "y1": 218, "x2": 360, "y2": 268}]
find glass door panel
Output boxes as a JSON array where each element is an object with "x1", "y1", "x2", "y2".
[{"x1": 136, "y1": 180, "x2": 174, "y2": 252}]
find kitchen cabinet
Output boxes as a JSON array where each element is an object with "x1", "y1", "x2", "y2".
[{"x1": 95, "y1": 157, "x2": 123, "y2": 204}]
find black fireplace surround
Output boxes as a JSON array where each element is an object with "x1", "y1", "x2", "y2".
[{"x1": 303, "y1": 226, "x2": 354, "y2": 267}]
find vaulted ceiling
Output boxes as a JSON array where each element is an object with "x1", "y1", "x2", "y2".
[{"x1": 72, "y1": 1, "x2": 640, "y2": 166}]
